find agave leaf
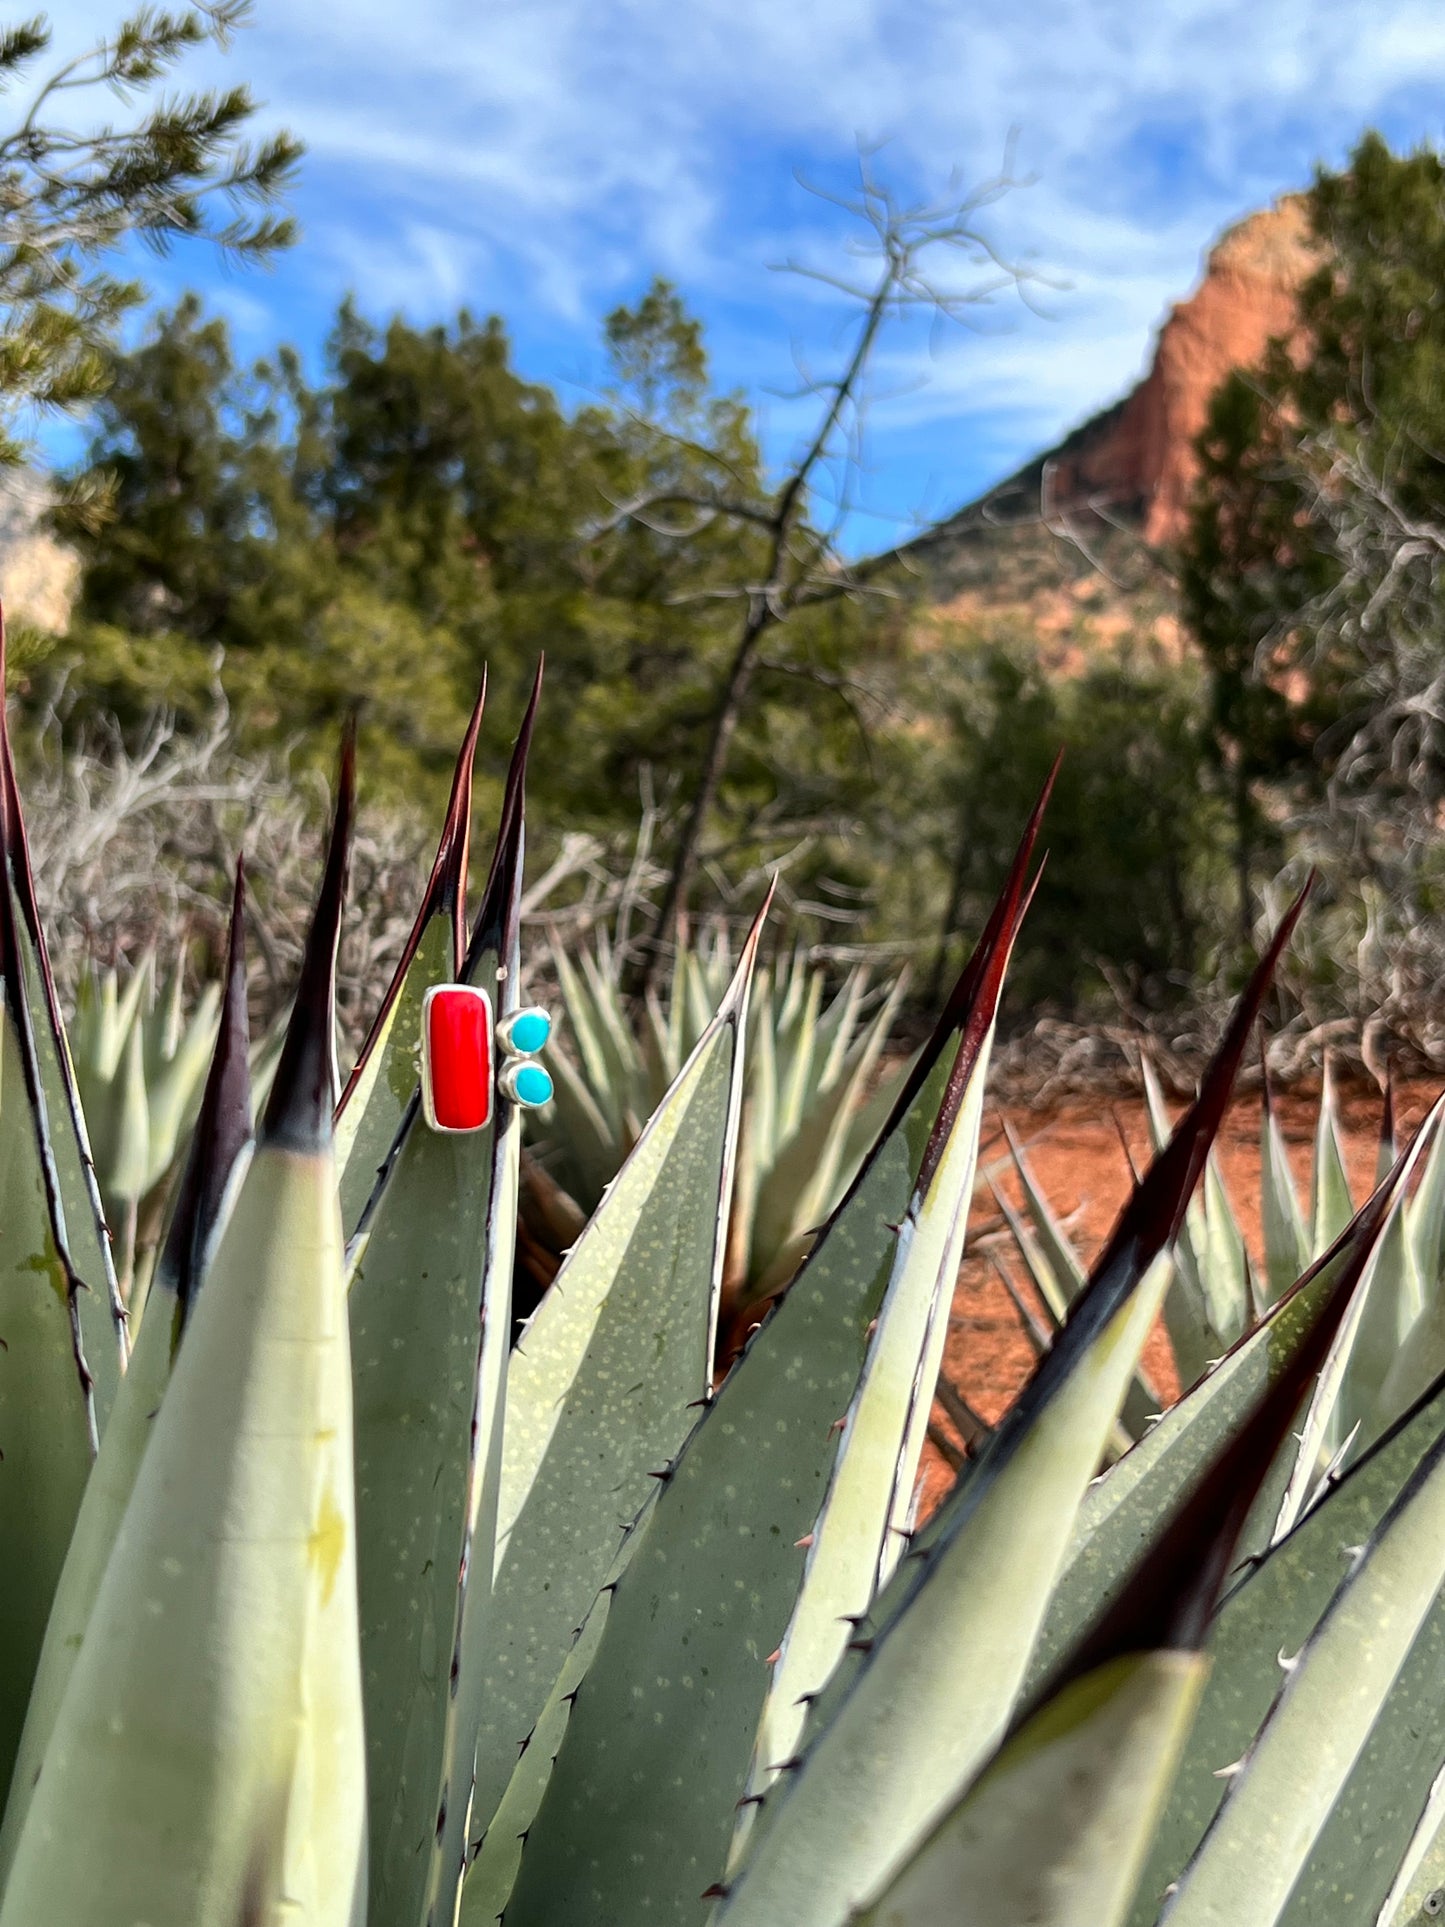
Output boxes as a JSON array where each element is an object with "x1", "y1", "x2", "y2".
[
  {"x1": 348, "y1": 678, "x2": 535, "y2": 1927},
  {"x1": 1022, "y1": 1138, "x2": 1424, "y2": 1704},
  {"x1": 1406, "y1": 1108, "x2": 1445, "y2": 1309},
  {"x1": 1264, "y1": 1110, "x2": 1441, "y2": 1548},
  {"x1": 773, "y1": 966, "x2": 821, "y2": 1142},
  {"x1": 102, "y1": 1016, "x2": 152, "y2": 1208},
  {"x1": 810, "y1": 964, "x2": 868, "y2": 1100},
  {"x1": 1127, "y1": 1369, "x2": 1445, "y2": 1925},
  {"x1": 1000, "y1": 1127, "x2": 1164, "y2": 1440},
  {"x1": 336, "y1": 676, "x2": 483, "y2": 1234},
  {"x1": 893, "y1": 1102, "x2": 1401, "y2": 1927},
  {"x1": 501, "y1": 773, "x2": 1055, "y2": 1927},
  {"x1": 0, "y1": 665, "x2": 125, "y2": 1430},
  {"x1": 1160, "y1": 1416, "x2": 1445, "y2": 1927},
  {"x1": 682, "y1": 944, "x2": 716, "y2": 1052},
  {"x1": 743, "y1": 974, "x2": 907, "y2": 1303},
  {"x1": 461, "y1": 1509, "x2": 641, "y2": 1925},
  {"x1": 853, "y1": 1653, "x2": 1207, "y2": 1927},
  {"x1": 1259, "y1": 1065, "x2": 1309, "y2": 1306},
  {"x1": 1311, "y1": 1054, "x2": 1355, "y2": 1256},
  {"x1": 539, "y1": 1038, "x2": 619, "y2": 1209},
  {"x1": 144, "y1": 981, "x2": 221, "y2": 1186},
  {"x1": 468, "y1": 908, "x2": 760, "y2": 1847},
  {"x1": 1374, "y1": 1765, "x2": 1445, "y2": 1926},
  {"x1": 1003, "y1": 1118, "x2": 1088, "y2": 1304},
  {"x1": 0, "y1": 744, "x2": 365, "y2": 1927},
  {"x1": 0, "y1": 1001, "x2": 95, "y2": 1815},
  {"x1": 714, "y1": 893, "x2": 1306, "y2": 1927},
  {"x1": 1376, "y1": 1183, "x2": 1445, "y2": 1430},
  {"x1": 726, "y1": 960, "x2": 998, "y2": 1875},
  {"x1": 0, "y1": 863, "x2": 254, "y2": 1888},
  {"x1": 1140, "y1": 1063, "x2": 1248, "y2": 1379},
  {"x1": 1201, "y1": 1155, "x2": 1252, "y2": 1338},
  {"x1": 553, "y1": 943, "x2": 618, "y2": 1121},
  {"x1": 578, "y1": 943, "x2": 647, "y2": 1128},
  {"x1": 1334, "y1": 1099, "x2": 1431, "y2": 1456}
]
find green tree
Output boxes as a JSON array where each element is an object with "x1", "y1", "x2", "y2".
[
  {"x1": 1182, "y1": 133, "x2": 1445, "y2": 925},
  {"x1": 918, "y1": 631, "x2": 1228, "y2": 1011},
  {"x1": 0, "y1": 2, "x2": 298, "y2": 477}
]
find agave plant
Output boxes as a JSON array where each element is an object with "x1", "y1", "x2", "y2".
[
  {"x1": 5, "y1": 642, "x2": 1445, "y2": 1927},
  {"x1": 68, "y1": 949, "x2": 220, "y2": 1286},
  {"x1": 994, "y1": 1048, "x2": 1445, "y2": 1499},
  {"x1": 526, "y1": 925, "x2": 908, "y2": 1328}
]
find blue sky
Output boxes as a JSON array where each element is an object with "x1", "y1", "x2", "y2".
[{"x1": 51, "y1": 0, "x2": 1445, "y2": 554}]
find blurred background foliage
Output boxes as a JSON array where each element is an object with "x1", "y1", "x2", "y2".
[{"x1": 6, "y1": 2, "x2": 1445, "y2": 1052}]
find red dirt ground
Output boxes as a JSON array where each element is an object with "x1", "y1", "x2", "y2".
[{"x1": 916, "y1": 1074, "x2": 1444, "y2": 1514}]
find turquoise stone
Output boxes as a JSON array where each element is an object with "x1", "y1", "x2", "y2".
[
  {"x1": 511, "y1": 1061, "x2": 554, "y2": 1107},
  {"x1": 507, "y1": 1007, "x2": 552, "y2": 1055}
]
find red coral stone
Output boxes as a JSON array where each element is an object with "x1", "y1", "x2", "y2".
[{"x1": 424, "y1": 986, "x2": 493, "y2": 1132}]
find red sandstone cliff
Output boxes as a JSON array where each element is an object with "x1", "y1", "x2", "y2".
[
  {"x1": 906, "y1": 194, "x2": 1323, "y2": 601},
  {"x1": 1048, "y1": 195, "x2": 1320, "y2": 544}
]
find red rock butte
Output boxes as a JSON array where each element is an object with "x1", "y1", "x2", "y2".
[
  {"x1": 1050, "y1": 195, "x2": 1321, "y2": 546},
  {"x1": 897, "y1": 195, "x2": 1323, "y2": 601}
]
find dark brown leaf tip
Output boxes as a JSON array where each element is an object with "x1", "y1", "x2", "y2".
[
  {"x1": 156, "y1": 859, "x2": 253, "y2": 1314},
  {"x1": 1038, "y1": 1095, "x2": 1436, "y2": 1694},
  {"x1": 464, "y1": 661, "x2": 542, "y2": 978},
  {"x1": 336, "y1": 674, "x2": 486, "y2": 1116},
  {"x1": 261, "y1": 725, "x2": 355, "y2": 1153}
]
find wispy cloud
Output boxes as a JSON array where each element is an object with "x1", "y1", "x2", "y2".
[{"x1": 46, "y1": 0, "x2": 1445, "y2": 546}]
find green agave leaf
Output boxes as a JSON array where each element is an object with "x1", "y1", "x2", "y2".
[
  {"x1": 146, "y1": 983, "x2": 220, "y2": 1176},
  {"x1": 1022, "y1": 1139, "x2": 1423, "y2": 1704},
  {"x1": 852, "y1": 1653, "x2": 1208, "y2": 1927},
  {"x1": 773, "y1": 965, "x2": 821, "y2": 1143},
  {"x1": 0, "y1": 668, "x2": 125, "y2": 1432},
  {"x1": 336, "y1": 674, "x2": 483, "y2": 1235},
  {"x1": 1259, "y1": 1063, "x2": 1309, "y2": 1307},
  {"x1": 501, "y1": 773, "x2": 1055, "y2": 1927},
  {"x1": 1160, "y1": 1415, "x2": 1445, "y2": 1927},
  {"x1": 896, "y1": 1097, "x2": 1395, "y2": 1927},
  {"x1": 0, "y1": 999, "x2": 95, "y2": 1817},
  {"x1": 1003, "y1": 1118, "x2": 1088, "y2": 1303},
  {"x1": 1128, "y1": 1375, "x2": 1445, "y2": 1926},
  {"x1": 715, "y1": 893, "x2": 1306, "y2": 1927},
  {"x1": 810, "y1": 964, "x2": 869, "y2": 1101},
  {"x1": 1406, "y1": 1100, "x2": 1445, "y2": 1308},
  {"x1": 1374, "y1": 1767, "x2": 1445, "y2": 1926},
  {"x1": 1000, "y1": 1124, "x2": 1163, "y2": 1442},
  {"x1": 0, "y1": 863, "x2": 254, "y2": 1889},
  {"x1": 468, "y1": 908, "x2": 760, "y2": 1847},
  {"x1": 1332, "y1": 1092, "x2": 1430, "y2": 1459},
  {"x1": 1141, "y1": 1059, "x2": 1232, "y2": 1390},
  {"x1": 0, "y1": 741, "x2": 365, "y2": 1927},
  {"x1": 726, "y1": 971, "x2": 998, "y2": 1876},
  {"x1": 1265, "y1": 1108, "x2": 1440, "y2": 1550},
  {"x1": 743, "y1": 972, "x2": 907, "y2": 1304},
  {"x1": 348, "y1": 677, "x2": 535, "y2": 1927},
  {"x1": 540, "y1": 1035, "x2": 619, "y2": 1208},
  {"x1": 1311, "y1": 1054, "x2": 1355, "y2": 1257},
  {"x1": 462, "y1": 1504, "x2": 644, "y2": 1924}
]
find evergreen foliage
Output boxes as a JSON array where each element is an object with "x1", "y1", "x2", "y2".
[
  {"x1": 0, "y1": 3, "x2": 298, "y2": 476},
  {"x1": 1182, "y1": 133, "x2": 1445, "y2": 929}
]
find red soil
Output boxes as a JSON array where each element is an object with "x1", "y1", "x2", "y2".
[{"x1": 917, "y1": 1075, "x2": 1443, "y2": 1514}]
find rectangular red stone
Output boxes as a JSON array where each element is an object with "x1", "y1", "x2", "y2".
[{"x1": 423, "y1": 985, "x2": 493, "y2": 1132}]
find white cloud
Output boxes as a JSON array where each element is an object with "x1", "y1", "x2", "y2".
[{"x1": 41, "y1": 0, "x2": 1445, "y2": 531}]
